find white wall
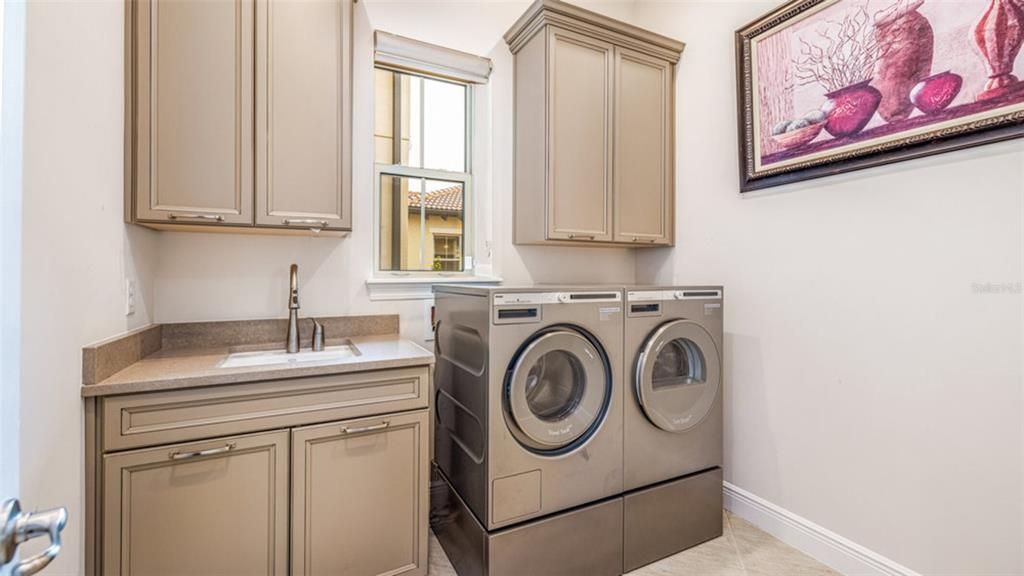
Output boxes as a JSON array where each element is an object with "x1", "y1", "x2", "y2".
[
  {"x1": 633, "y1": 1, "x2": 1024, "y2": 574},
  {"x1": 19, "y1": 0, "x2": 158, "y2": 572},
  {"x1": 152, "y1": 0, "x2": 640, "y2": 342},
  {"x1": 0, "y1": 0, "x2": 25, "y2": 503}
]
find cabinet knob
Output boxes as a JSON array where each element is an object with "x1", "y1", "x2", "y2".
[{"x1": 567, "y1": 234, "x2": 595, "y2": 240}]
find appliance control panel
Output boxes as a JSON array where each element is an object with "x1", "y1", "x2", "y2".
[
  {"x1": 627, "y1": 289, "x2": 722, "y2": 302},
  {"x1": 494, "y1": 291, "x2": 622, "y2": 306}
]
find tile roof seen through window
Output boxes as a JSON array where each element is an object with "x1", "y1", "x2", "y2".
[{"x1": 408, "y1": 185, "x2": 463, "y2": 214}]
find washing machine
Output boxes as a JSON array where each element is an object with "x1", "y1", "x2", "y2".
[
  {"x1": 431, "y1": 285, "x2": 625, "y2": 576},
  {"x1": 622, "y1": 286, "x2": 724, "y2": 572}
]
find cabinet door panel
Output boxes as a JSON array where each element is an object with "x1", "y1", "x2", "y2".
[
  {"x1": 256, "y1": 0, "x2": 352, "y2": 231},
  {"x1": 547, "y1": 27, "x2": 614, "y2": 242},
  {"x1": 102, "y1": 430, "x2": 289, "y2": 576},
  {"x1": 134, "y1": 0, "x2": 254, "y2": 225},
  {"x1": 292, "y1": 410, "x2": 428, "y2": 576},
  {"x1": 614, "y1": 48, "x2": 672, "y2": 245}
]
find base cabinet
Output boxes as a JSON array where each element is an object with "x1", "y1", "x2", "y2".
[
  {"x1": 292, "y1": 411, "x2": 429, "y2": 576},
  {"x1": 92, "y1": 367, "x2": 432, "y2": 576},
  {"x1": 101, "y1": 431, "x2": 290, "y2": 576}
]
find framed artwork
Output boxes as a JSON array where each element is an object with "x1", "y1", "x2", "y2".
[{"x1": 736, "y1": 0, "x2": 1024, "y2": 192}]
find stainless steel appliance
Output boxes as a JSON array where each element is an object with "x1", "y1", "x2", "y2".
[
  {"x1": 432, "y1": 285, "x2": 625, "y2": 576},
  {"x1": 622, "y1": 286, "x2": 724, "y2": 571}
]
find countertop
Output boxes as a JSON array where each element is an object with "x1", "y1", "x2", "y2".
[{"x1": 82, "y1": 334, "x2": 434, "y2": 398}]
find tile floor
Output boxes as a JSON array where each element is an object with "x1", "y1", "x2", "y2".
[{"x1": 428, "y1": 510, "x2": 841, "y2": 576}]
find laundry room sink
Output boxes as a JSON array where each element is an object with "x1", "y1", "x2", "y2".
[{"x1": 220, "y1": 343, "x2": 360, "y2": 369}]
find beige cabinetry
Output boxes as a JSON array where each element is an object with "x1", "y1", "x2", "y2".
[
  {"x1": 292, "y1": 411, "x2": 429, "y2": 576},
  {"x1": 255, "y1": 0, "x2": 352, "y2": 231},
  {"x1": 613, "y1": 48, "x2": 673, "y2": 244},
  {"x1": 88, "y1": 367, "x2": 431, "y2": 576},
  {"x1": 127, "y1": 0, "x2": 352, "y2": 233},
  {"x1": 505, "y1": 0, "x2": 683, "y2": 247},
  {"x1": 101, "y1": 431, "x2": 289, "y2": 576},
  {"x1": 131, "y1": 0, "x2": 255, "y2": 226}
]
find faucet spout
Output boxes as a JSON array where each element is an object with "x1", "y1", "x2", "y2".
[
  {"x1": 289, "y1": 264, "x2": 300, "y2": 310},
  {"x1": 286, "y1": 264, "x2": 300, "y2": 353}
]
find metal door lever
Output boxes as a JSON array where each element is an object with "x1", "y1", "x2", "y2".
[{"x1": 1, "y1": 499, "x2": 68, "y2": 576}]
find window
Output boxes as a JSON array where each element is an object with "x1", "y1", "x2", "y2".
[
  {"x1": 373, "y1": 32, "x2": 491, "y2": 278},
  {"x1": 433, "y1": 234, "x2": 462, "y2": 272},
  {"x1": 375, "y1": 69, "x2": 469, "y2": 273}
]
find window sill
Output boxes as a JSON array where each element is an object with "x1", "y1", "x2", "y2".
[{"x1": 366, "y1": 275, "x2": 502, "y2": 301}]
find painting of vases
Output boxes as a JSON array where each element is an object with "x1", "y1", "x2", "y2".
[{"x1": 737, "y1": 0, "x2": 1024, "y2": 192}]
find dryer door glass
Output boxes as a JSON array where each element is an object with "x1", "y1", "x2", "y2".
[
  {"x1": 636, "y1": 320, "x2": 720, "y2": 433},
  {"x1": 505, "y1": 328, "x2": 611, "y2": 452}
]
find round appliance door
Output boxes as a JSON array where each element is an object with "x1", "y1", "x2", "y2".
[
  {"x1": 635, "y1": 320, "x2": 721, "y2": 433},
  {"x1": 504, "y1": 327, "x2": 611, "y2": 453}
]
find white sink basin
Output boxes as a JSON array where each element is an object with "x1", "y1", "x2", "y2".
[{"x1": 220, "y1": 344, "x2": 359, "y2": 369}]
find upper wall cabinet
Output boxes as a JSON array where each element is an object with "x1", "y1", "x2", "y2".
[
  {"x1": 126, "y1": 0, "x2": 353, "y2": 234},
  {"x1": 505, "y1": 0, "x2": 683, "y2": 247}
]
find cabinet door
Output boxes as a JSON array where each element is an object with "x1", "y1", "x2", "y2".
[
  {"x1": 255, "y1": 0, "x2": 352, "y2": 231},
  {"x1": 133, "y1": 0, "x2": 254, "y2": 226},
  {"x1": 292, "y1": 410, "x2": 429, "y2": 576},
  {"x1": 546, "y1": 27, "x2": 615, "y2": 243},
  {"x1": 613, "y1": 47, "x2": 673, "y2": 245},
  {"x1": 102, "y1": 430, "x2": 289, "y2": 576}
]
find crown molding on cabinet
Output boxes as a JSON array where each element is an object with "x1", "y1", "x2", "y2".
[{"x1": 504, "y1": 0, "x2": 685, "y2": 63}]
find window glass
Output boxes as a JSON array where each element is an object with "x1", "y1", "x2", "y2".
[
  {"x1": 374, "y1": 68, "x2": 466, "y2": 172},
  {"x1": 376, "y1": 66, "x2": 469, "y2": 273},
  {"x1": 378, "y1": 175, "x2": 464, "y2": 272}
]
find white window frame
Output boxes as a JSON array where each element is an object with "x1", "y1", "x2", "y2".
[
  {"x1": 368, "y1": 32, "x2": 499, "y2": 300},
  {"x1": 371, "y1": 72, "x2": 474, "y2": 279}
]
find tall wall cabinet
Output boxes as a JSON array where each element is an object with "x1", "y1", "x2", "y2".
[
  {"x1": 126, "y1": 0, "x2": 352, "y2": 233},
  {"x1": 505, "y1": 0, "x2": 684, "y2": 247}
]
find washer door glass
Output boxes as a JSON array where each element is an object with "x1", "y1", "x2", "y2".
[
  {"x1": 636, "y1": 320, "x2": 720, "y2": 433},
  {"x1": 505, "y1": 329, "x2": 610, "y2": 452}
]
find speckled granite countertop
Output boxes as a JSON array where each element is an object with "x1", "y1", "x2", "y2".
[{"x1": 81, "y1": 316, "x2": 433, "y2": 398}]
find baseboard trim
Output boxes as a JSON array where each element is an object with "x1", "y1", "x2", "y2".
[{"x1": 723, "y1": 482, "x2": 921, "y2": 576}]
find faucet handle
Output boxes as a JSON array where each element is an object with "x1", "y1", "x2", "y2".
[{"x1": 311, "y1": 319, "x2": 325, "y2": 352}]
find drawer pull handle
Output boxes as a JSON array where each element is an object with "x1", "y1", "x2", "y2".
[
  {"x1": 168, "y1": 213, "x2": 226, "y2": 222},
  {"x1": 169, "y1": 443, "x2": 236, "y2": 461},
  {"x1": 340, "y1": 421, "x2": 390, "y2": 435},
  {"x1": 283, "y1": 218, "x2": 329, "y2": 229},
  {"x1": 567, "y1": 234, "x2": 595, "y2": 240}
]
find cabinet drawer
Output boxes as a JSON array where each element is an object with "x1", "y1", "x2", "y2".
[{"x1": 101, "y1": 366, "x2": 429, "y2": 451}]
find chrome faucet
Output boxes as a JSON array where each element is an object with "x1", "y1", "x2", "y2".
[{"x1": 286, "y1": 264, "x2": 300, "y2": 353}]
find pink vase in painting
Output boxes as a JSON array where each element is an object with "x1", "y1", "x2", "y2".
[
  {"x1": 974, "y1": 0, "x2": 1024, "y2": 101},
  {"x1": 873, "y1": 0, "x2": 934, "y2": 122},
  {"x1": 822, "y1": 81, "x2": 883, "y2": 138},
  {"x1": 911, "y1": 71, "x2": 964, "y2": 114}
]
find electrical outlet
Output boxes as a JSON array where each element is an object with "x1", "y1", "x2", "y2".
[
  {"x1": 423, "y1": 300, "x2": 435, "y2": 342},
  {"x1": 125, "y1": 279, "x2": 136, "y2": 316}
]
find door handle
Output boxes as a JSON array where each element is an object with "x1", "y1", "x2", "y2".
[
  {"x1": 340, "y1": 421, "x2": 391, "y2": 435},
  {"x1": 168, "y1": 443, "x2": 236, "y2": 460},
  {"x1": 1, "y1": 499, "x2": 68, "y2": 576},
  {"x1": 282, "y1": 218, "x2": 329, "y2": 229},
  {"x1": 167, "y1": 213, "x2": 226, "y2": 222}
]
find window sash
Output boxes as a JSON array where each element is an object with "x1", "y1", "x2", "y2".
[{"x1": 374, "y1": 164, "x2": 473, "y2": 277}]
